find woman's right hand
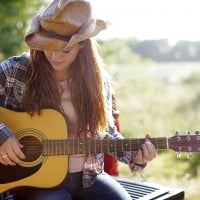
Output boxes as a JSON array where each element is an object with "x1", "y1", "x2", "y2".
[{"x1": 0, "y1": 136, "x2": 25, "y2": 166}]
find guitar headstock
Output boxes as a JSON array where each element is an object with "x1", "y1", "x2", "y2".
[{"x1": 168, "y1": 131, "x2": 200, "y2": 154}]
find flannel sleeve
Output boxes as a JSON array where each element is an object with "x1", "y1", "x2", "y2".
[
  {"x1": 104, "y1": 72, "x2": 146, "y2": 171},
  {"x1": 0, "y1": 123, "x2": 13, "y2": 145},
  {"x1": 104, "y1": 126, "x2": 146, "y2": 171}
]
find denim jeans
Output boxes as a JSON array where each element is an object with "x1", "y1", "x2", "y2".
[{"x1": 15, "y1": 172, "x2": 132, "y2": 200}]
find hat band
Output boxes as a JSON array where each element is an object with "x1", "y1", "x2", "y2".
[{"x1": 39, "y1": 25, "x2": 71, "y2": 42}]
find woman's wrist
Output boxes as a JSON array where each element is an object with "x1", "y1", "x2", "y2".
[
  {"x1": 128, "y1": 160, "x2": 147, "y2": 171},
  {"x1": 134, "y1": 162, "x2": 147, "y2": 168}
]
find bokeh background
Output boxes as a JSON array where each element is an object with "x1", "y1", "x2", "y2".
[{"x1": 1, "y1": 0, "x2": 200, "y2": 199}]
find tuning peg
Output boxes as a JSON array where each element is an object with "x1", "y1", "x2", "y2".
[
  {"x1": 185, "y1": 132, "x2": 191, "y2": 141},
  {"x1": 176, "y1": 151, "x2": 181, "y2": 159},
  {"x1": 194, "y1": 130, "x2": 200, "y2": 135},
  {"x1": 187, "y1": 152, "x2": 192, "y2": 159},
  {"x1": 175, "y1": 131, "x2": 179, "y2": 135},
  {"x1": 193, "y1": 131, "x2": 200, "y2": 141},
  {"x1": 184, "y1": 130, "x2": 190, "y2": 135}
]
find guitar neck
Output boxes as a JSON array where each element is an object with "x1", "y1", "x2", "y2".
[{"x1": 42, "y1": 137, "x2": 168, "y2": 155}]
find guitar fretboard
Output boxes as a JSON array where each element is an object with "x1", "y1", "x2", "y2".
[{"x1": 42, "y1": 138, "x2": 168, "y2": 155}]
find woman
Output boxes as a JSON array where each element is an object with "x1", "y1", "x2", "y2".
[{"x1": 0, "y1": 0, "x2": 156, "y2": 199}]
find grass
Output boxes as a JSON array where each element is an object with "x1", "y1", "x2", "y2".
[
  {"x1": 109, "y1": 61, "x2": 200, "y2": 199},
  {"x1": 119, "y1": 153, "x2": 200, "y2": 199}
]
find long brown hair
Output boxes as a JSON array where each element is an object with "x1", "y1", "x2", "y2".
[{"x1": 22, "y1": 39, "x2": 108, "y2": 137}]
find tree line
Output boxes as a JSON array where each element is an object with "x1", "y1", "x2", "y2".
[
  {"x1": 131, "y1": 39, "x2": 200, "y2": 62},
  {"x1": 0, "y1": 0, "x2": 45, "y2": 61},
  {"x1": 1, "y1": 0, "x2": 200, "y2": 63}
]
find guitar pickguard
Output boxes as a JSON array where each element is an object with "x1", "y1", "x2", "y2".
[{"x1": 0, "y1": 163, "x2": 42, "y2": 184}]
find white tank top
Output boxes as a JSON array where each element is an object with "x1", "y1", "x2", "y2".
[{"x1": 58, "y1": 80, "x2": 86, "y2": 172}]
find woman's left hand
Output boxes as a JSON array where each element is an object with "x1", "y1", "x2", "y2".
[{"x1": 131, "y1": 134, "x2": 157, "y2": 166}]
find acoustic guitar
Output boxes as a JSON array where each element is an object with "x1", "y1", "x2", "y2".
[{"x1": 0, "y1": 107, "x2": 199, "y2": 192}]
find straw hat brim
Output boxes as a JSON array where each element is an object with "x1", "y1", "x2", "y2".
[{"x1": 25, "y1": 14, "x2": 107, "y2": 51}]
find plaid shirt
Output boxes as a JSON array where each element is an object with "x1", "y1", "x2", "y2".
[{"x1": 0, "y1": 53, "x2": 142, "y2": 188}]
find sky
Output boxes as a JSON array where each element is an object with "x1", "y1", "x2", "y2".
[{"x1": 90, "y1": 0, "x2": 200, "y2": 42}]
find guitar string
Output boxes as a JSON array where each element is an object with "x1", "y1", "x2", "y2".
[{"x1": 19, "y1": 138, "x2": 168, "y2": 154}]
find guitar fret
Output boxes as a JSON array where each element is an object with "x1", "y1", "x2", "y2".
[
  {"x1": 101, "y1": 140, "x2": 107, "y2": 153},
  {"x1": 45, "y1": 140, "x2": 48, "y2": 155},
  {"x1": 64, "y1": 140, "x2": 66, "y2": 154},
  {"x1": 101, "y1": 139, "x2": 102, "y2": 153},
  {"x1": 136, "y1": 139, "x2": 139, "y2": 151},
  {"x1": 86, "y1": 140, "x2": 89, "y2": 153},
  {"x1": 68, "y1": 140, "x2": 70, "y2": 154},
  {"x1": 125, "y1": 140, "x2": 129, "y2": 149},
  {"x1": 89, "y1": 139, "x2": 91, "y2": 154},
  {"x1": 116, "y1": 140, "x2": 123, "y2": 152},
  {"x1": 80, "y1": 139, "x2": 83, "y2": 153},
  {"x1": 73, "y1": 140, "x2": 74, "y2": 154},
  {"x1": 51, "y1": 140, "x2": 53, "y2": 155},
  {"x1": 55, "y1": 140, "x2": 57, "y2": 155},
  {"x1": 65, "y1": 140, "x2": 69, "y2": 155},
  {"x1": 95, "y1": 140, "x2": 96, "y2": 153},
  {"x1": 79, "y1": 140, "x2": 83, "y2": 154},
  {"x1": 155, "y1": 138, "x2": 158, "y2": 149},
  {"x1": 43, "y1": 141, "x2": 46, "y2": 155},
  {"x1": 85, "y1": 140, "x2": 89, "y2": 154},
  {"x1": 96, "y1": 141, "x2": 101, "y2": 153},
  {"x1": 47, "y1": 140, "x2": 49, "y2": 155},
  {"x1": 46, "y1": 140, "x2": 50, "y2": 155},
  {"x1": 42, "y1": 137, "x2": 170, "y2": 156},
  {"x1": 52, "y1": 140, "x2": 55, "y2": 155},
  {"x1": 54, "y1": 140, "x2": 56, "y2": 155},
  {"x1": 78, "y1": 139, "x2": 79, "y2": 154},
  {"x1": 97, "y1": 140, "x2": 100, "y2": 153},
  {"x1": 58, "y1": 141, "x2": 62, "y2": 154},
  {"x1": 121, "y1": 140, "x2": 124, "y2": 152},
  {"x1": 82, "y1": 140, "x2": 84, "y2": 153},
  {"x1": 59, "y1": 141, "x2": 61, "y2": 154},
  {"x1": 55, "y1": 140, "x2": 59, "y2": 155},
  {"x1": 114, "y1": 140, "x2": 116, "y2": 153},
  {"x1": 109, "y1": 140, "x2": 115, "y2": 152}
]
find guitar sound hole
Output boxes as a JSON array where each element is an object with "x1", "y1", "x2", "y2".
[{"x1": 20, "y1": 136, "x2": 42, "y2": 162}]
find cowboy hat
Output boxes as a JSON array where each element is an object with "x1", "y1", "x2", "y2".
[{"x1": 25, "y1": 0, "x2": 107, "y2": 51}]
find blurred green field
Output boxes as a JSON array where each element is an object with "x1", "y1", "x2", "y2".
[{"x1": 109, "y1": 61, "x2": 200, "y2": 200}]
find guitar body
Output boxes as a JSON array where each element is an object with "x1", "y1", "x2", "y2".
[
  {"x1": 0, "y1": 107, "x2": 199, "y2": 193},
  {"x1": 0, "y1": 107, "x2": 68, "y2": 193}
]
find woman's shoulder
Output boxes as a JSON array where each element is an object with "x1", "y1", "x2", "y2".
[
  {"x1": 0, "y1": 52, "x2": 30, "y2": 72},
  {"x1": 102, "y1": 70, "x2": 112, "y2": 92},
  {"x1": 11, "y1": 52, "x2": 30, "y2": 65}
]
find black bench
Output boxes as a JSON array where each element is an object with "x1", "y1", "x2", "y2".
[
  {"x1": 0, "y1": 178, "x2": 184, "y2": 200},
  {"x1": 115, "y1": 177, "x2": 184, "y2": 200},
  {"x1": 0, "y1": 192, "x2": 15, "y2": 200}
]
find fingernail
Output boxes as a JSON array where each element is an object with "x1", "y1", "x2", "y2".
[
  {"x1": 146, "y1": 133, "x2": 150, "y2": 138},
  {"x1": 142, "y1": 144, "x2": 145, "y2": 148}
]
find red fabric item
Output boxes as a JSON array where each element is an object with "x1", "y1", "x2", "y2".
[
  {"x1": 104, "y1": 95, "x2": 120, "y2": 176},
  {"x1": 104, "y1": 153, "x2": 119, "y2": 176}
]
